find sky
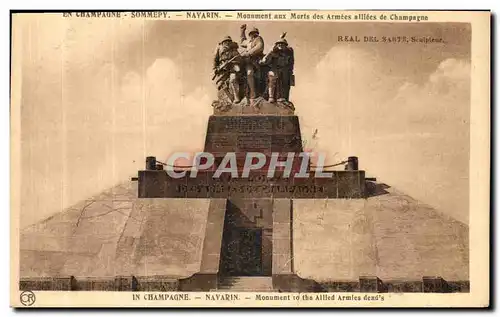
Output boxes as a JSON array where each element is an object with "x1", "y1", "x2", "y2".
[{"x1": 15, "y1": 15, "x2": 471, "y2": 226}]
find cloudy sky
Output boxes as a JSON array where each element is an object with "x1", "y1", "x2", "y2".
[{"x1": 15, "y1": 15, "x2": 471, "y2": 226}]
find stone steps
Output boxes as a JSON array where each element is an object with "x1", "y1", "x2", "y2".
[{"x1": 218, "y1": 276, "x2": 273, "y2": 292}]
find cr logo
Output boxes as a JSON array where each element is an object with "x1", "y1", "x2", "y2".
[{"x1": 20, "y1": 291, "x2": 36, "y2": 306}]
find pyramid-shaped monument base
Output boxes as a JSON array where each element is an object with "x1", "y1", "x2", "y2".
[{"x1": 20, "y1": 182, "x2": 469, "y2": 292}]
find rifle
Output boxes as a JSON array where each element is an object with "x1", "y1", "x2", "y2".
[
  {"x1": 212, "y1": 55, "x2": 239, "y2": 81},
  {"x1": 260, "y1": 48, "x2": 276, "y2": 65},
  {"x1": 260, "y1": 32, "x2": 286, "y2": 65}
]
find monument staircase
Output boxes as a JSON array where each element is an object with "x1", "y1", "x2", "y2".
[{"x1": 216, "y1": 276, "x2": 274, "y2": 292}]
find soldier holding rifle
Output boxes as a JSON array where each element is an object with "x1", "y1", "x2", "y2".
[
  {"x1": 213, "y1": 35, "x2": 242, "y2": 103},
  {"x1": 260, "y1": 34, "x2": 295, "y2": 103}
]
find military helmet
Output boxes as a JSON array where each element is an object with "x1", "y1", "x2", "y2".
[
  {"x1": 275, "y1": 38, "x2": 288, "y2": 46},
  {"x1": 220, "y1": 35, "x2": 232, "y2": 44},
  {"x1": 248, "y1": 27, "x2": 259, "y2": 35}
]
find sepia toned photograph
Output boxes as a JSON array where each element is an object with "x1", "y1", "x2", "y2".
[{"x1": 10, "y1": 10, "x2": 490, "y2": 308}]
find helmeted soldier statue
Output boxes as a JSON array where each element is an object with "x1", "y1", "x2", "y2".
[
  {"x1": 239, "y1": 24, "x2": 265, "y2": 105},
  {"x1": 213, "y1": 35, "x2": 242, "y2": 105},
  {"x1": 260, "y1": 36, "x2": 294, "y2": 106}
]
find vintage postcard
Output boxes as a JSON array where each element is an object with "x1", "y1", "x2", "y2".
[{"x1": 10, "y1": 10, "x2": 490, "y2": 308}]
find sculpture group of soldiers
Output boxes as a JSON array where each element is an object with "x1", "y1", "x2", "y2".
[{"x1": 213, "y1": 24, "x2": 294, "y2": 107}]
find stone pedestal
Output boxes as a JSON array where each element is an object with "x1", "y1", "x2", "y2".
[
  {"x1": 136, "y1": 111, "x2": 366, "y2": 292},
  {"x1": 138, "y1": 115, "x2": 366, "y2": 199},
  {"x1": 204, "y1": 115, "x2": 303, "y2": 157}
]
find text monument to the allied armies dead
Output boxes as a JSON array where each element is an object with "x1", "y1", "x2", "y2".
[{"x1": 20, "y1": 22, "x2": 469, "y2": 294}]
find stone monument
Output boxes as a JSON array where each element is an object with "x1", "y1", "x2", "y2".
[
  {"x1": 19, "y1": 27, "x2": 469, "y2": 294},
  {"x1": 136, "y1": 29, "x2": 365, "y2": 291}
]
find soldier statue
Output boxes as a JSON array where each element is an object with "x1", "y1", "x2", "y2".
[
  {"x1": 211, "y1": 27, "x2": 295, "y2": 113},
  {"x1": 239, "y1": 24, "x2": 265, "y2": 105},
  {"x1": 260, "y1": 35, "x2": 295, "y2": 107},
  {"x1": 212, "y1": 35, "x2": 242, "y2": 108}
]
